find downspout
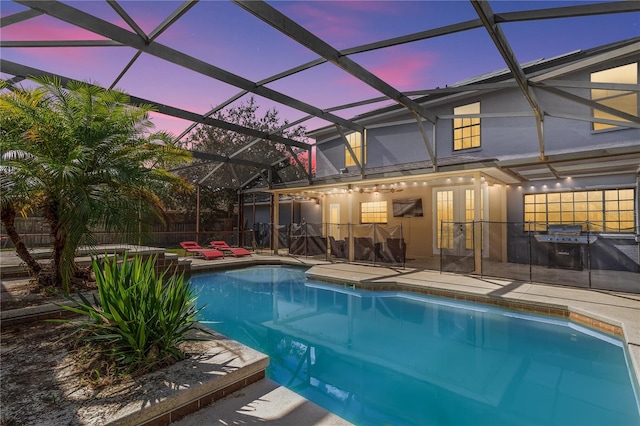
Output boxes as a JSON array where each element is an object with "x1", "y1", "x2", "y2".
[
  {"x1": 237, "y1": 190, "x2": 244, "y2": 246},
  {"x1": 636, "y1": 168, "x2": 640, "y2": 257},
  {"x1": 273, "y1": 193, "x2": 280, "y2": 255},
  {"x1": 196, "y1": 184, "x2": 201, "y2": 243}
]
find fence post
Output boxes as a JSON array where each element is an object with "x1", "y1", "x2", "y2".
[
  {"x1": 587, "y1": 221, "x2": 592, "y2": 289},
  {"x1": 348, "y1": 223, "x2": 354, "y2": 263},
  {"x1": 237, "y1": 191, "x2": 244, "y2": 247},
  {"x1": 473, "y1": 220, "x2": 481, "y2": 276},
  {"x1": 439, "y1": 220, "x2": 443, "y2": 274},
  {"x1": 325, "y1": 222, "x2": 329, "y2": 262},
  {"x1": 271, "y1": 194, "x2": 279, "y2": 255},
  {"x1": 373, "y1": 223, "x2": 377, "y2": 266},
  {"x1": 400, "y1": 223, "x2": 405, "y2": 269},
  {"x1": 527, "y1": 221, "x2": 532, "y2": 283},
  {"x1": 479, "y1": 221, "x2": 483, "y2": 278},
  {"x1": 195, "y1": 184, "x2": 201, "y2": 244},
  {"x1": 304, "y1": 221, "x2": 308, "y2": 258}
]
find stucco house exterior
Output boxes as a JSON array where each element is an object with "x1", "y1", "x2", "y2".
[{"x1": 244, "y1": 37, "x2": 639, "y2": 286}]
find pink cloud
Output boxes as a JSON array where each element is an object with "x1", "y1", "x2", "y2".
[
  {"x1": 334, "y1": 47, "x2": 439, "y2": 92},
  {"x1": 1, "y1": 8, "x2": 176, "y2": 42},
  {"x1": 1, "y1": 18, "x2": 107, "y2": 41},
  {"x1": 1, "y1": 41, "x2": 136, "y2": 75},
  {"x1": 13, "y1": 47, "x2": 107, "y2": 68},
  {"x1": 284, "y1": 3, "x2": 361, "y2": 42},
  {"x1": 281, "y1": 2, "x2": 400, "y2": 46},
  {"x1": 148, "y1": 112, "x2": 193, "y2": 137},
  {"x1": 369, "y1": 49, "x2": 439, "y2": 89},
  {"x1": 321, "y1": 1, "x2": 400, "y2": 14}
]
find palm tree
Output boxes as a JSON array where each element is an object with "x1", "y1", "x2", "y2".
[{"x1": 0, "y1": 77, "x2": 191, "y2": 293}]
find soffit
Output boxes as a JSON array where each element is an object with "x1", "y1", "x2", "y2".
[{"x1": 500, "y1": 146, "x2": 640, "y2": 181}]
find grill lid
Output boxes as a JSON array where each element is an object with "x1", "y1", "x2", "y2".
[
  {"x1": 547, "y1": 224, "x2": 582, "y2": 235},
  {"x1": 534, "y1": 224, "x2": 597, "y2": 244}
]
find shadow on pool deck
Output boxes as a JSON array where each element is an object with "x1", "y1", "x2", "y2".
[{"x1": 174, "y1": 378, "x2": 352, "y2": 426}]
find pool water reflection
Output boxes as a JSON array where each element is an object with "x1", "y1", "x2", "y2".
[{"x1": 190, "y1": 266, "x2": 640, "y2": 425}]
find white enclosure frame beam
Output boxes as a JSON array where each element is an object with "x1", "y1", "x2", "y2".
[
  {"x1": 537, "y1": 84, "x2": 640, "y2": 126},
  {"x1": 415, "y1": 114, "x2": 437, "y2": 171},
  {"x1": 471, "y1": 0, "x2": 546, "y2": 160},
  {"x1": 0, "y1": 8, "x2": 43, "y2": 27},
  {"x1": 0, "y1": 59, "x2": 311, "y2": 151},
  {"x1": 108, "y1": 0, "x2": 198, "y2": 89},
  {"x1": 234, "y1": 0, "x2": 438, "y2": 125},
  {"x1": 336, "y1": 126, "x2": 363, "y2": 176},
  {"x1": 15, "y1": 0, "x2": 364, "y2": 133}
]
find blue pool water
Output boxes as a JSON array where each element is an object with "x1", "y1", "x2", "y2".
[{"x1": 190, "y1": 266, "x2": 640, "y2": 425}]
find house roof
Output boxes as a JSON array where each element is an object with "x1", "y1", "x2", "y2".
[
  {"x1": 304, "y1": 37, "x2": 640, "y2": 187},
  {"x1": 309, "y1": 36, "x2": 640, "y2": 139},
  {"x1": 2, "y1": 1, "x2": 639, "y2": 189}
]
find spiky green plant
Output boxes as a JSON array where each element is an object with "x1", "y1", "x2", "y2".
[{"x1": 62, "y1": 254, "x2": 206, "y2": 374}]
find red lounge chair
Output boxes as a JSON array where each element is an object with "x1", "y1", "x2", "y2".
[
  {"x1": 210, "y1": 241, "x2": 252, "y2": 257},
  {"x1": 179, "y1": 241, "x2": 224, "y2": 260}
]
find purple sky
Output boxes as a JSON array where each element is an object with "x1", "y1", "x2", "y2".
[{"x1": 1, "y1": 1, "x2": 638, "y2": 137}]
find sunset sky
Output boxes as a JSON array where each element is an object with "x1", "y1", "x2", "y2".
[{"x1": 1, "y1": 1, "x2": 638, "y2": 137}]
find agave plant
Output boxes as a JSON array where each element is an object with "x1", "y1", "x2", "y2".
[{"x1": 62, "y1": 254, "x2": 206, "y2": 374}]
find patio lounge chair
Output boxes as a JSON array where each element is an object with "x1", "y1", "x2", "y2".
[
  {"x1": 354, "y1": 237, "x2": 375, "y2": 262},
  {"x1": 210, "y1": 241, "x2": 252, "y2": 257},
  {"x1": 386, "y1": 238, "x2": 406, "y2": 264},
  {"x1": 329, "y1": 236, "x2": 346, "y2": 259},
  {"x1": 180, "y1": 241, "x2": 224, "y2": 260}
]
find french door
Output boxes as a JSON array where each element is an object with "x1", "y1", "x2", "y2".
[{"x1": 433, "y1": 186, "x2": 486, "y2": 255}]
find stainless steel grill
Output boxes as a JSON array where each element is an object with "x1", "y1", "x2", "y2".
[
  {"x1": 534, "y1": 225, "x2": 597, "y2": 244},
  {"x1": 534, "y1": 225, "x2": 598, "y2": 271}
]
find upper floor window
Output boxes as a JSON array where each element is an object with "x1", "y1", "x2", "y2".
[
  {"x1": 591, "y1": 62, "x2": 638, "y2": 131},
  {"x1": 344, "y1": 132, "x2": 365, "y2": 167},
  {"x1": 453, "y1": 102, "x2": 480, "y2": 150},
  {"x1": 361, "y1": 201, "x2": 387, "y2": 224},
  {"x1": 524, "y1": 188, "x2": 635, "y2": 233}
]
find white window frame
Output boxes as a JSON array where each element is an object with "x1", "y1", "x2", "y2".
[{"x1": 432, "y1": 185, "x2": 489, "y2": 255}]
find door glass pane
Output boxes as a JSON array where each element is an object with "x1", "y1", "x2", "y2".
[{"x1": 436, "y1": 190, "x2": 454, "y2": 249}]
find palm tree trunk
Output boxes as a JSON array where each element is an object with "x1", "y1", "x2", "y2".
[
  {"x1": 50, "y1": 232, "x2": 67, "y2": 292},
  {"x1": 0, "y1": 204, "x2": 42, "y2": 275},
  {"x1": 43, "y1": 198, "x2": 68, "y2": 292}
]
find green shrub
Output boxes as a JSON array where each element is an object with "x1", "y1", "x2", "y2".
[{"x1": 62, "y1": 254, "x2": 206, "y2": 375}]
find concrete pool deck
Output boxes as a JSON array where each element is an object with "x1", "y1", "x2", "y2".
[{"x1": 2, "y1": 250, "x2": 638, "y2": 424}]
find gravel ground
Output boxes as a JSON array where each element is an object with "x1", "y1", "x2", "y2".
[{"x1": 0, "y1": 285, "x2": 211, "y2": 426}]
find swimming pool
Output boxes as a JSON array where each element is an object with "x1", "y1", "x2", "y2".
[{"x1": 190, "y1": 266, "x2": 640, "y2": 425}]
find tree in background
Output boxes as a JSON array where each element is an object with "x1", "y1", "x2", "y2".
[
  {"x1": 169, "y1": 96, "x2": 309, "y2": 220},
  {"x1": 0, "y1": 77, "x2": 190, "y2": 293}
]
